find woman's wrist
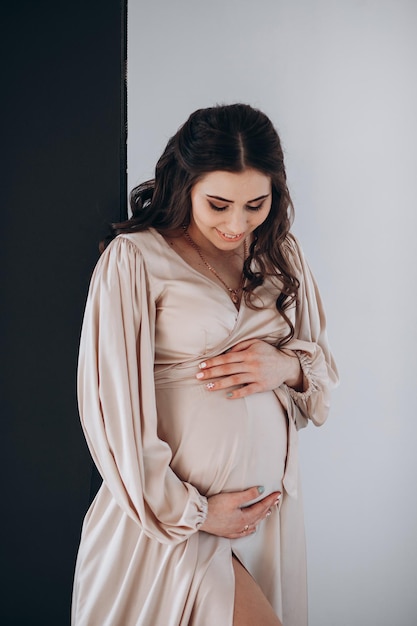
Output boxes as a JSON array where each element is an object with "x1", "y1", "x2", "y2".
[{"x1": 283, "y1": 351, "x2": 304, "y2": 391}]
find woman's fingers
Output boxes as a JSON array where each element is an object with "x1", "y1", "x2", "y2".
[
  {"x1": 197, "y1": 342, "x2": 262, "y2": 375},
  {"x1": 225, "y1": 383, "x2": 262, "y2": 399},
  {"x1": 242, "y1": 491, "x2": 281, "y2": 519},
  {"x1": 196, "y1": 340, "x2": 288, "y2": 396},
  {"x1": 196, "y1": 360, "x2": 249, "y2": 382},
  {"x1": 200, "y1": 375, "x2": 267, "y2": 398},
  {"x1": 228, "y1": 495, "x2": 281, "y2": 539},
  {"x1": 200, "y1": 487, "x2": 281, "y2": 538},
  {"x1": 238, "y1": 488, "x2": 281, "y2": 528},
  {"x1": 197, "y1": 361, "x2": 264, "y2": 391},
  {"x1": 237, "y1": 485, "x2": 271, "y2": 506}
]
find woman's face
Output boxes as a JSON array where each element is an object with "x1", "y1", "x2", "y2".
[{"x1": 189, "y1": 169, "x2": 272, "y2": 253}]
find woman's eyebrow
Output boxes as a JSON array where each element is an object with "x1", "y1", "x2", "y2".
[{"x1": 206, "y1": 193, "x2": 270, "y2": 203}]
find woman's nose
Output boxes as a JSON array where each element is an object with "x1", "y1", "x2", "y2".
[{"x1": 226, "y1": 210, "x2": 247, "y2": 233}]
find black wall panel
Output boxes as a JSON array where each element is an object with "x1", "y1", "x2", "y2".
[{"x1": 2, "y1": 2, "x2": 127, "y2": 623}]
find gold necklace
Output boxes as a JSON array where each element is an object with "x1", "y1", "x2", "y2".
[{"x1": 183, "y1": 227, "x2": 248, "y2": 304}]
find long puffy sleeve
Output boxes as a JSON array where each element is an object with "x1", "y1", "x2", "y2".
[
  {"x1": 77, "y1": 236, "x2": 207, "y2": 544},
  {"x1": 276, "y1": 235, "x2": 339, "y2": 430}
]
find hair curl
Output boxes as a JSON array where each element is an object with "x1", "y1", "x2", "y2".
[{"x1": 103, "y1": 103, "x2": 300, "y2": 346}]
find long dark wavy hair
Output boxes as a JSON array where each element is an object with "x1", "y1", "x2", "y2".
[{"x1": 104, "y1": 103, "x2": 300, "y2": 346}]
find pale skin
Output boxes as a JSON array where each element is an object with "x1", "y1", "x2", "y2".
[{"x1": 166, "y1": 169, "x2": 304, "y2": 625}]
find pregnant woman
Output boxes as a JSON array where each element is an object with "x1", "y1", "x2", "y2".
[{"x1": 72, "y1": 103, "x2": 338, "y2": 626}]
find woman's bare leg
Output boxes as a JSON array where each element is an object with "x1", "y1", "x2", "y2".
[{"x1": 232, "y1": 556, "x2": 283, "y2": 626}]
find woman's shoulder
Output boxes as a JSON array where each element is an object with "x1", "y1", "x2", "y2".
[
  {"x1": 104, "y1": 229, "x2": 175, "y2": 287},
  {"x1": 92, "y1": 230, "x2": 164, "y2": 283},
  {"x1": 90, "y1": 229, "x2": 167, "y2": 298},
  {"x1": 102, "y1": 228, "x2": 165, "y2": 261},
  {"x1": 116, "y1": 228, "x2": 160, "y2": 251}
]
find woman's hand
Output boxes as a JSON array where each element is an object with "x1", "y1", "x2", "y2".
[
  {"x1": 195, "y1": 339, "x2": 303, "y2": 399},
  {"x1": 199, "y1": 486, "x2": 281, "y2": 538}
]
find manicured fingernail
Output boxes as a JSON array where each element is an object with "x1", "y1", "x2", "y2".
[
  {"x1": 274, "y1": 495, "x2": 281, "y2": 505},
  {"x1": 266, "y1": 509, "x2": 272, "y2": 517},
  {"x1": 196, "y1": 372, "x2": 204, "y2": 379},
  {"x1": 226, "y1": 392, "x2": 233, "y2": 398},
  {"x1": 199, "y1": 362, "x2": 207, "y2": 369},
  {"x1": 257, "y1": 486, "x2": 265, "y2": 494},
  {"x1": 206, "y1": 382, "x2": 215, "y2": 390}
]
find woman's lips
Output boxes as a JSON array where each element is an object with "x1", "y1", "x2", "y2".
[{"x1": 215, "y1": 228, "x2": 245, "y2": 242}]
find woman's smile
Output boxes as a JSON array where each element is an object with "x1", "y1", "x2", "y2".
[{"x1": 215, "y1": 229, "x2": 246, "y2": 242}]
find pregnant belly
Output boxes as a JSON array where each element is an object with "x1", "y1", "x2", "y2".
[{"x1": 156, "y1": 383, "x2": 288, "y2": 498}]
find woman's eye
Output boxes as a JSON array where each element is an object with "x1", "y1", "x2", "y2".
[
  {"x1": 208, "y1": 201, "x2": 264, "y2": 212},
  {"x1": 209, "y1": 202, "x2": 228, "y2": 212}
]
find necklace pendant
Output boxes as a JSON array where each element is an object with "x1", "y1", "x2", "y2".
[{"x1": 182, "y1": 228, "x2": 247, "y2": 307}]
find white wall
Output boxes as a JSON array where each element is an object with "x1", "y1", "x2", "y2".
[{"x1": 128, "y1": 1, "x2": 417, "y2": 624}]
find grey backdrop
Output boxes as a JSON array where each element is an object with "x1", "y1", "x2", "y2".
[{"x1": 127, "y1": 1, "x2": 417, "y2": 624}]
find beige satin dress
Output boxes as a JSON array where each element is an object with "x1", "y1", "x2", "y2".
[{"x1": 71, "y1": 228, "x2": 338, "y2": 626}]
